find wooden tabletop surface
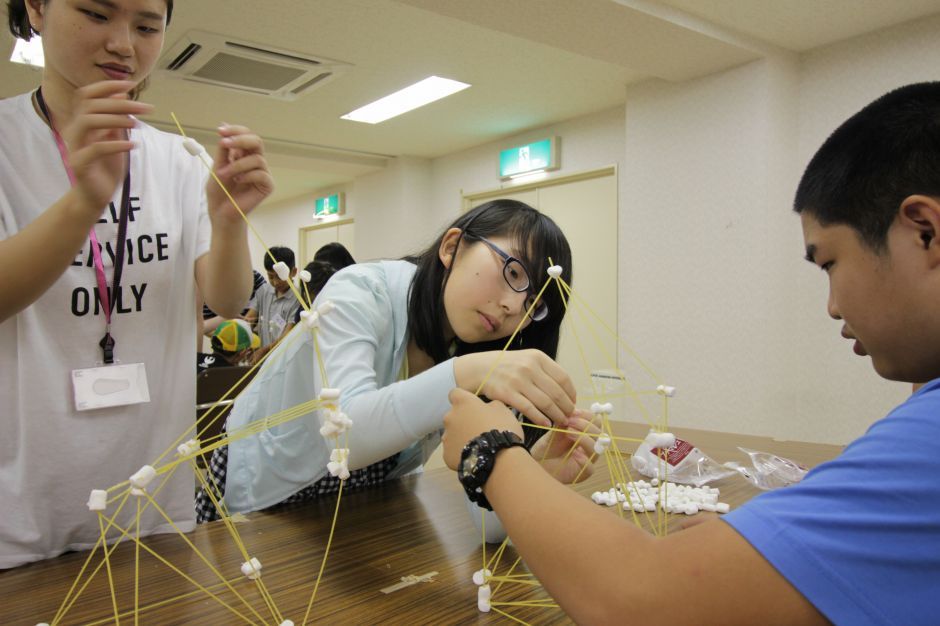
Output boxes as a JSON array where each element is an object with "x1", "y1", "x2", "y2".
[{"x1": 0, "y1": 423, "x2": 843, "y2": 625}]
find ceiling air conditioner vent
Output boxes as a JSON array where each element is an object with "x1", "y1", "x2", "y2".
[{"x1": 157, "y1": 30, "x2": 349, "y2": 100}]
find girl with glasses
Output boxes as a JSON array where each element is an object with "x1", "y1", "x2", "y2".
[{"x1": 199, "y1": 200, "x2": 599, "y2": 539}]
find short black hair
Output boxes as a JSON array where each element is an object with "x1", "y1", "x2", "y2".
[
  {"x1": 404, "y1": 199, "x2": 572, "y2": 365},
  {"x1": 794, "y1": 82, "x2": 940, "y2": 251},
  {"x1": 264, "y1": 246, "x2": 295, "y2": 271},
  {"x1": 313, "y1": 242, "x2": 356, "y2": 270}
]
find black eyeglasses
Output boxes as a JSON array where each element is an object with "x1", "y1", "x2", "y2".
[{"x1": 471, "y1": 235, "x2": 549, "y2": 322}]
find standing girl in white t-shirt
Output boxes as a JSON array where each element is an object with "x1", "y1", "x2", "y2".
[{"x1": 0, "y1": 0, "x2": 274, "y2": 569}]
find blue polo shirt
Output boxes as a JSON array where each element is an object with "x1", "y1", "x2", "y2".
[{"x1": 724, "y1": 379, "x2": 940, "y2": 626}]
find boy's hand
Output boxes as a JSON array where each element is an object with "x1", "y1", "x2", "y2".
[
  {"x1": 442, "y1": 388, "x2": 523, "y2": 470},
  {"x1": 62, "y1": 80, "x2": 152, "y2": 215},
  {"x1": 207, "y1": 124, "x2": 274, "y2": 223}
]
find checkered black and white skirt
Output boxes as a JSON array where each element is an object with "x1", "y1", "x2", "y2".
[{"x1": 195, "y1": 442, "x2": 400, "y2": 523}]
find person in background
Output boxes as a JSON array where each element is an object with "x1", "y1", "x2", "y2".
[
  {"x1": 245, "y1": 245, "x2": 301, "y2": 364},
  {"x1": 202, "y1": 269, "x2": 265, "y2": 336},
  {"x1": 313, "y1": 241, "x2": 355, "y2": 270},
  {"x1": 197, "y1": 319, "x2": 260, "y2": 373}
]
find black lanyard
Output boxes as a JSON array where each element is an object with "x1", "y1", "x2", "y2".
[{"x1": 35, "y1": 87, "x2": 132, "y2": 364}]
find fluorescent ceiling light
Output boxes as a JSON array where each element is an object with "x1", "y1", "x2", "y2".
[
  {"x1": 342, "y1": 76, "x2": 470, "y2": 124},
  {"x1": 10, "y1": 37, "x2": 44, "y2": 67}
]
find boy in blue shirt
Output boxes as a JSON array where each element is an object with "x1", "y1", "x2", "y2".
[{"x1": 442, "y1": 82, "x2": 940, "y2": 625}]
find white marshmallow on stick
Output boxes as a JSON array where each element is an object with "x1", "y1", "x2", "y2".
[
  {"x1": 546, "y1": 265, "x2": 563, "y2": 278},
  {"x1": 182, "y1": 137, "x2": 203, "y2": 156},
  {"x1": 87, "y1": 489, "x2": 108, "y2": 511},
  {"x1": 129, "y1": 465, "x2": 157, "y2": 489},
  {"x1": 272, "y1": 261, "x2": 290, "y2": 281}
]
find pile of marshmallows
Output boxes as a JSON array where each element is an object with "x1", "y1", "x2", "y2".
[{"x1": 591, "y1": 478, "x2": 730, "y2": 516}]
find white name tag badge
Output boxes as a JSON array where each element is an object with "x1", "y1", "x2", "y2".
[{"x1": 72, "y1": 362, "x2": 151, "y2": 411}]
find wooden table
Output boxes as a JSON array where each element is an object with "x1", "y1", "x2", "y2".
[{"x1": 0, "y1": 424, "x2": 842, "y2": 625}]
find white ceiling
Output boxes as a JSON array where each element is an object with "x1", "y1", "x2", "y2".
[{"x1": 4, "y1": 0, "x2": 940, "y2": 207}]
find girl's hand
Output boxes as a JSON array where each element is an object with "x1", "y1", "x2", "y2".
[
  {"x1": 454, "y1": 349, "x2": 576, "y2": 428},
  {"x1": 530, "y1": 409, "x2": 601, "y2": 484},
  {"x1": 206, "y1": 124, "x2": 274, "y2": 222},
  {"x1": 442, "y1": 388, "x2": 523, "y2": 470},
  {"x1": 61, "y1": 80, "x2": 152, "y2": 215}
]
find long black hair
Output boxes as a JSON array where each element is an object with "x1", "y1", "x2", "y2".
[{"x1": 405, "y1": 199, "x2": 573, "y2": 364}]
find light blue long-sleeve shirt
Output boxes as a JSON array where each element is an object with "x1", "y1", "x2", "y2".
[{"x1": 225, "y1": 260, "x2": 452, "y2": 511}]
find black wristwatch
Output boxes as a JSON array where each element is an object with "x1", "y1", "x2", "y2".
[{"x1": 458, "y1": 429, "x2": 527, "y2": 511}]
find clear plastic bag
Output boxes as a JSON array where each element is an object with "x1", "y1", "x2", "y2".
[
  {"x1": 722, "y1": 447, "x2": 808, "y2": 490},
  {"x1": 631, "y1": 431, "x2": 737, "y2": 487}
]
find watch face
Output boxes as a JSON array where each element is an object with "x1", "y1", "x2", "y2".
[{"x1": 462, "y1": 449, "x2": 480, "y2": 477}]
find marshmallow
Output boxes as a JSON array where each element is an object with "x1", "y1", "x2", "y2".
[
  {"x1": 478, "y1": 585, "x2": 492, "y2": 612},
  {"x1": 327, "y1": 462, "x2": 350, "y2": 480},
  {"x1": 472, "y1": 568, "x2": 492, "y2": 586},
  {"x1": 130, "y1": 487, "x2": 147, "y2": 497},
  {"x1": 320, "y1": 422, "x2": 340, "y2": 438},
  {"x1": 87, "y1": 489, "x2": 108, "y2": 511},
  {"x1": 602, "y1": 402, "x2": 614, "y2": 414},
  {"x1": 330, "y1": 448, "x2": 349, "y2": 463},
  {"x1": 272, "y1": 261, "x2": 290, "y2": 281},
  {"x1": 590, "y1": 402, "x2": 603, "y2": 415},
  {"x1": 650, "y1": 477, "x2": 660, "y2": 487},
  {"x1": 646, "y1": 431, "x2": 676, "y2": 449},
  {"x1": 299, "y1": 269, "x2": 312, "y2": 283},
  {"x1": 319, "y1": 388, "x2": 341, "y2": 401},
  {"x1": 280, "y1": 622, "x2": 295, "y2": 626},
  {"x1": 656, "y1": 385, "x2": 677, "y2": 397},
  {"x1": 716, "y1": 502, "x2": 730, "y2": 514},
  {"x1": 129, "y1": 465, "x2": 157, "y2": 489},
  {"x1": 299, "y1": 310, "x2": 320, "y2": 329},
  {"x1": 177, "y1": 439, "x2": 200, "y2": 457},
  {"x1": 593, "y1": 434, "x2": 612, "y2": 455},
  {"x1": 182, "y1": 137, "x2": 203, "y2": 156},
  {"x1": 546, "y1": 265, "x2": 563, "y2": 278},
  {"x1": 241, "y1": 557, "x2": 262, "y2": 580},
  {"x1": 317, "y1": 300, "x2": 335, "y2": 316}
]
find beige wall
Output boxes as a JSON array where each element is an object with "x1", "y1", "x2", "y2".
[{"x1": 245, "y1": 13, "x2": 940, "y2": 446}]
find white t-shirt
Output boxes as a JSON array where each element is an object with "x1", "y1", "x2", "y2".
[{"x1": 0, "y1": 92, "x2": 211, "y2": 568}]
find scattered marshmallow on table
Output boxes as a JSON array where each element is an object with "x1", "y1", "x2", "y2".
[{"x1": 590, "y1": 480, "x2": 731, "y2": 516}]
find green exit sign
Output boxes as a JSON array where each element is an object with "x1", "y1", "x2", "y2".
[
  {"x1": 499, "y1": 137, "x2": 559, "y2": 179},
  {"x1": 314, "y1": 193, "x2": 344, "y2": 217}
]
